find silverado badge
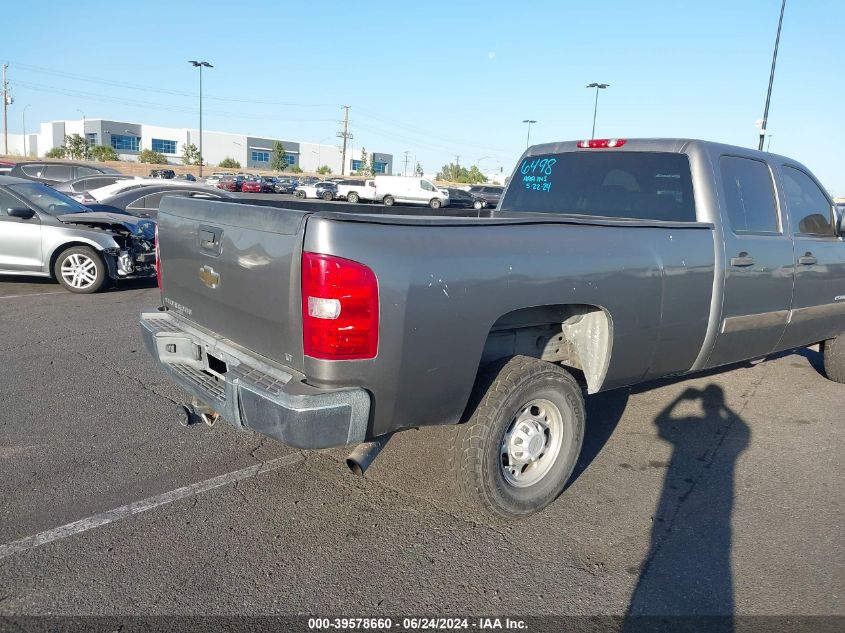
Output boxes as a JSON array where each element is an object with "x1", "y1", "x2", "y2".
[{"x1": 199, "y1": 265, "x2": 220, "y2": 289}]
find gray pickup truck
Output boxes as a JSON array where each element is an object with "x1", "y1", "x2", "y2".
[{"x1": 141, "y1": 138, "x2": 845, "y2": 518}]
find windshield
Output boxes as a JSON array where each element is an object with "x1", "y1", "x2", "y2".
[{"x1": 8, "y1": 182, "x2": 92, "y2": 215}]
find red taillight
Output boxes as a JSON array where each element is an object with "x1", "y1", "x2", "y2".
[
  {"x1": 576, "y1": 138, "x2": 627, "y2": 149},
  {"x1": 302, "y1": 252, "x2": 379, "y2": 360},
  {"x1": 155, "y1": 224, "x2": 161, "y2": 290}
]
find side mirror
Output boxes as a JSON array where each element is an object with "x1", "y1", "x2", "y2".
[{"x1": 8, "y1": 207, "x2": 35, "y2": 219}]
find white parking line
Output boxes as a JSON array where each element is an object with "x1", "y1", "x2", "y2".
[
  {"x1": 0, "y1": 291, "x2": 66, "y2": 300},
  {"x1": 0, "y1": 452, "x2": 304, "y2": 561}
]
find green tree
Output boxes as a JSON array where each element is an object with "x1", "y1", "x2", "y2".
[
  {"x1": 316, "y1": 164, "x2": 332, "y2": 175},
  {"x1": 181, "y1": 143, "x2": 201, "y2": 166},
  {"x1": 270, "y1": 141, "x2": 288, "y2": 172},
  {"x1": 368, "y1": 153, "x2": 377, "y2": 177},
  {"x1": 465, "y1": 165, "x2": 488, "y2": 184},
  {"x1": 64, "y1": 134, "x2": 89, "y2": 160},
  {"x1": 414, "y1": 162, "x2": 423, "y2": 177},
  {"x1": 436, "y1": 163, "x2": 469, "y2": 182},
  {"x1": 288, "y1": 164, "x2": 303, "y2": 174},
  {"x1": 218, "y1": 157, "x2": 241, "y2": 168},
  {"x1": 45, "y1": 147, "x2": 66, "y2": 158},
  {"x1": 90, "y1": 145, "x2": 118, "y2": 162},
  {"x1": 359, "y1": 147, "x2": 371, "y2": 176}
]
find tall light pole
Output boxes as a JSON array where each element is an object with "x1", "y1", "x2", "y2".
[
  {"x1": 522, "y1": 120, "x2": 536, "y2": 148},
  {"x1": 587, "y1": 83, "x2": 609, "y2": 139},
  {"x1": 757, "y1": 0, "x2": 786, "y2": 151},
  {"x1": 22, "y1": 104, "x2": 30, "y2": 156},
  {"x1": 188, "y1": 60, "x2": 213, "y2": 177}
]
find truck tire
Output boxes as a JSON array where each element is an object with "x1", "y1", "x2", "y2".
[
  {"x1": 347, "y1": 192, "x2": 359, "y2": 203},
  {"x1": 429, "y1": 198, "x2": 442, "y2": 209},
  {"x1": 53, "y1": 246, "x2": 107, "y2": 294},
  {"x1": 822, "y1": 336, "x2": 845, "y2": 384},
  {"x1": 451, "y1": 356, "x2": 585, "y2": 519},
  {"x1": 383, "y1": 195, "x2": 395, "y2": 207}
]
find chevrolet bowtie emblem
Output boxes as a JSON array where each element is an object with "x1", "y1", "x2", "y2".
[{"x1": 199, "y1": 265, "x2": 220, "y2": 289}]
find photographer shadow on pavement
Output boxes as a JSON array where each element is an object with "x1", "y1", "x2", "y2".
[{"x1": 624, "y1": 384, "x2": 750, "y2": 632}]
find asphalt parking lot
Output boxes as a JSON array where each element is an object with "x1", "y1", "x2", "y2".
[{"x1": 0, "y1": 276, "x2": 842, "y2": 625}]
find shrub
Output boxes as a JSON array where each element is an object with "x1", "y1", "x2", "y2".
[
  {"x1": 219, "y1": 157, "x2": 241, "y2": 168},
  {"x1": 138, "y1": 149, "x2": 169, "y2": 164},
  {"x1": 90, "y1": 145, "x2": 118, "y2": 162},
  {"x1": 45, "y1": 147, "x2": 66, "y2": 158}
]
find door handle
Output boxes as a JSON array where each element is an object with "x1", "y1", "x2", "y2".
[
  {"x1": 730, "y1": 253, "x2": 755, "y2": 267},
  {"x1": 798, "y1": 253, "x2": 818, "y2": 266}
]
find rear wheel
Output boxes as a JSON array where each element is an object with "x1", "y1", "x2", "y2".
[
  {"x1": 347, "y1": 192, "x2": 360, "y2": 203},
  {"x1": 322, "y1": 191, "x2": 333, "y2": 201},
  {"x1": 451, "y1": 356, "x2": 585, "y2": 519},
  {"x1": 383, "y1": 195, "x2": 395, "y2": 207},
  {"x1": 295, "y1": 190, "x2": 306, "y2": 199},
  {"x1": 429, "y1": 198, "x2": 442, "y2": 209},
  {"x1": 54, "y1": 246, "x2": 107, "y2": 294},
  {"x1": 822, "y1": 336, "x2": 845, "y2": 383}
]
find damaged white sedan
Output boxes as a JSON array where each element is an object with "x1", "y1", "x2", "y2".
[{"x1": 0, "y1": 176, "x2": 156, "y2": 293}]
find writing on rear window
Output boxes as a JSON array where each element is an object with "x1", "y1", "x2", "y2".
[
  {"x1": 501, "y1": 151, "x2": 697, "y2": 222},
  {"x1": 520, "y1": 158, "x2": 557, "y2": 193}
]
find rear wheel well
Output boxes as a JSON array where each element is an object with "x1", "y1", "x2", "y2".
[
  {"x1": 49, "y1": 242, "x2": 107, "y2": 280},
  {"x1": 480, "y1": 304, "x2": 612, "y2": 393}
]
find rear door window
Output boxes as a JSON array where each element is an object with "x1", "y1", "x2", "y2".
[
  {"x1": 719, "y1": 156, "x2": 780, "y2": 233},
  {"x1": 42, "y1": 165, "x2": 73, "y2": 181},
  {"x1": 499, "y1": 151, "x2": 697, "y2": 222},
  {"x1": 782, "y1": 166, "x2": 835, "y2": 237},
  {"x1": 76, "y1": 166, "x2": 99, "y2": 177}
]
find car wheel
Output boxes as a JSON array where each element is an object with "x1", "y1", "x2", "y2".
[
  {"x1": 54, "y1": 246, "x2": 107, "y2": 294},
  {"x1": 473, "y1": 200, "x2": 484, "y2": 210},
  {"x1": 322, "y1": 191, "x2": 334, "y2": 201},
  {"x1": 822, "y1": 336, "x2": 845, "y2": 384},
  {"x1": 348, "y1": 192, "x2": 359, "y2": 203},
  {"x1": 383, "y1": 195, "x2": 395, "y2": 207},
  {"x1": 451, "y1": 356, "x2": 585, "y2": 519},
  {"x1": 295, "y1": 190, "x2": 306, "y2": 199},
  {"x1": 429, "y1": 198, "x2": 442, "y2": 209}
]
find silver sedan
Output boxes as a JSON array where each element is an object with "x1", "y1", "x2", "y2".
[{"x1": 0, "y1": 176, "x2": 156, "y2": 293}]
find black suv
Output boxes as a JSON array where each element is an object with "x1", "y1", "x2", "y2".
[
  {"x1": 10, "y1": 161, "x2": 121, "y2": 185},
  {"x1": 468, "y1": 185, "x2": 504, "y2": 207}
]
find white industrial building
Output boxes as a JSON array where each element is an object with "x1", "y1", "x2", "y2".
[{"x1": 4, "y1": 118, "x2": 394, "y2": 175}]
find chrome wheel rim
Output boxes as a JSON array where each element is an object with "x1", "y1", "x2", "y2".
[
  {"x1": 60, "y1": 253, "x2": 98, "y2": 289},
  {"x1": 500, "y1": 398, "x2": 564, "y2": 488}
]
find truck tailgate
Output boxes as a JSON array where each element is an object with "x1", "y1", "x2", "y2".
[{"x1": 156, "y1": 197, "x2": 309, "y2": 371}]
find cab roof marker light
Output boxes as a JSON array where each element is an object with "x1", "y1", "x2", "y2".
[{"x1": 576, "y1": 139, "x2": 627, "y2": 149}]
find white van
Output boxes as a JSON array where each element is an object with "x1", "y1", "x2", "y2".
[{"x1": 373, "y1": 176, "x2": 450, "y2": 209}]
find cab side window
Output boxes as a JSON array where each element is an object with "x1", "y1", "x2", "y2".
[
  {"x1": 420, "y1": 180, "x2": 435, "y2": 192},
  {"x1": 719, "y1": 156, "x2": 779, "y2": 233},
  {"x1": 782, "y1": 166, "x2": 835, "y2": 237}
]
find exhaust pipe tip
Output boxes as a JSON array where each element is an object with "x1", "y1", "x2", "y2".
[
  {"x1": 346, "y1": 435, "x2": 391, "y2": 477},
  {"x1": 346, "y1": 457, "x2": 365, "y2": 477}
]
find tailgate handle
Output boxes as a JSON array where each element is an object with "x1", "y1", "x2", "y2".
[{"x1": 198, "y1": 226, "x2": 223, "y2": 256}]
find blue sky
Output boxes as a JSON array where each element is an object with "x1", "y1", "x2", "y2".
[{"x1": 4, "y1": 0, "x2": 843, "y2": 194}]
